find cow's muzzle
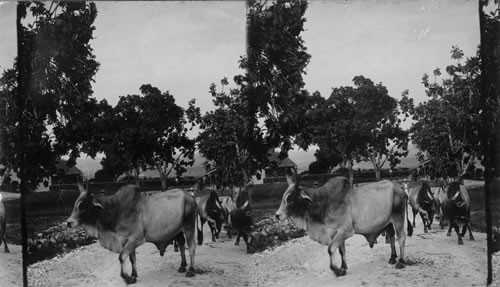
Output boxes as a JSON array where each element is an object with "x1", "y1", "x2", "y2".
[{"x1": 66, "y1": 221, "x2": 72, "y2": 228}]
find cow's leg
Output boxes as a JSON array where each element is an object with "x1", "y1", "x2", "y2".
[
  {"x1": 338, "y1": 242, "x2": 348, "y2": 270},
  {"x1": 467, "y1": 225, "x2": 475, "y2": 241},
  {"x1": 328, "y1": 233, "x2": 348, "y2": 277},
  {"x1": 177, "y1": 233, "x2": 187, "y2": 273},
  {"x1": 183, "y1": 225, "x2": 197, "y2": 277},
  {"x1": 453, "y1": 222, "x2": 463, "y2": 245},
  {"x1": 412, "y1": 209, "x2": 417, "y2": 228},
  {"x1": 119, "y1": 242, "x2": 140, "y2": 284},
  {"x1": 419, "y1": 212, "x2": 428, "y2": 233},
  {"x1": 130, "y1": 250, "x2": 138, "y2": 279},
  {"x1": 3, "y1": 234, "x2": 10, "y2": 253},
  {"x1": 460, "y1": 224, "x2": 467, "y2": 238},
  {"x1": 207, "y1": 219, "x2": 217, "y2": 242},
  {"x1": 386, "y1": 225, "x2": 397, "y2": 264},
  {"x1": 235, "y1": 232, "x2": 241, "y2": 246},
  {"x1": 446, "y1": 223, "x2": 452, "y2": 237},
  {"x1": 393, "y1": 218, "x2": 407, "y2": 269}
]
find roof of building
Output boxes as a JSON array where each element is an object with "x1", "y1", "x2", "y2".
[
  {"x1": 55, "y1": 160, "x2": 82, "y2": 175},
  {"x1": 267, "y1": 152, "x2": 296, "y2": 168}
]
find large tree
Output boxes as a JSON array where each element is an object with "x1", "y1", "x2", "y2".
[
  {"x1": 0, "y1": 67, "x2": 17, "y2": 187},
  {"x1": 308, "y1": 76, "x2": 409, "y2": 185},
  {"x1": 16, "y1": 2, "x2": 101, "y2": 190},
  {"x1": 198, "y1": 79, "x2": 264, "y2": 187},
  {"x1": 90, "y1": 85, "x2": 198, "y2": 190},
  {"x1": 237, "y1": 0, "x2": 312, "y2": 166},
  {"x1": 404, "y1": 47, "x2": 482, "y2": 179}
]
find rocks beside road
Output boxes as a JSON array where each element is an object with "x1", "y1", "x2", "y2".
[
  {"x1": 250, "y1": 217, "x2": 306, "y2": 253},
  {"x1": 27, "y1": 223, "x2": 95, "y2": 265}
]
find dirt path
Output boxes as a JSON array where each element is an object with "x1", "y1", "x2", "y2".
[
  {"x1": 0, "y1": 244, "x2": 23, "y2": 287},
  {"x1": 28, "y1": 227, "x2": 254, "y2": 287},
  {"x1": 28, "y1": 215, "x2": 492, "y2": 287}
]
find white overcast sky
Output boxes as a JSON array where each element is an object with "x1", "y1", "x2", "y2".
[
  {"x1": 1, "y1": 0, "x2": 479, "y2": 119},
  {"x1": 0, "y1": 0, "x2": 480, "y2": 171}
]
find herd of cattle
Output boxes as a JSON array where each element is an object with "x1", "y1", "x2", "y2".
[{"x1": 64, "y1": 168, "x2": 475, "y2": 284}]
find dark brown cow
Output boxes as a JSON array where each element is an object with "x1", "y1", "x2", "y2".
[
  {"x1": 0, "y1": 194, "x2": 10, "y2": 253},
  {"x1": 408, "y1": 182, "x2": 436, "y2": 233},
  {"x1": 442, "y1": 182, "x2": 474, "y2": 245},
  {"x1": 230, "y1": 200, "x2": 254, "y2": 253},
  {"x1": 275, "y1": 168, "x2": 413, "y2": 276},
  {"x1": 67, "y1": 184, "x2": 199, "y2": 284}
]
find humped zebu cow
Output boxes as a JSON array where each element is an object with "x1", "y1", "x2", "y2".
[
  {"x1": 0, "y1": 194, "x2": 10, "y2": 253},
  {"x1": 441, "y1": 181, "x2": 475, "y2": 245},
  {"x1": 408, "y1": 182, "x2": 436, "y2": 233},
  {"x1": 66, "y1": 184, "x2": 199, "y2": 284},
  {"x1": 275, "y1": 168, "x2": 413, "y2": 276},
  {"x1": 197, "y1": 190, "x2": 225, "y2": 243}
]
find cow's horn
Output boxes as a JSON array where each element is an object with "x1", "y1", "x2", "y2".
[{"x1": 77, "y1": 183, "x2": 87, "y2": 194}]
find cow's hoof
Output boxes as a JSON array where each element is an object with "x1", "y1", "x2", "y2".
[
  {"x1": 178, "y1": 265, "x2": 187, "y2": 273},
  {"x1": 124, "y1": 276, "x2": 137, "y2": 284},
  {"x1": 186, "y1": 267, "x2": 196, "y2": 278},
  {"x1": 424, "y1": 229, "x2": 428, "y2": 233},
  {"x1": 4, "y1": 249, "x2": 10, "y2": 253},
  {"x1": 335, "y1": 268, "x2": 347, "y2": 277},
  {"x1": 235, "y1": 241, "x2": 239, "y2": 246},
  {"x1": 395, "y1": 262, "x2": 405, "y2": 269},
  {"x1": 174, "y1": 247, "x2": 179, "y2": 252},
  {"x1": 470, "y1": 236, "x2": 475, "y2": 241},
  {"x1": 458, "y1": 238, "x2": 464, "y2": 245},
  {"x1": 388, "y1": 257, "x2": 397, "y2": 265},
  {"x1": 211, "y1": 238, "x2": 216, "y2": 243},
  {"x1": 446, "y1": 232, "x2": 451, "y2": 237}
]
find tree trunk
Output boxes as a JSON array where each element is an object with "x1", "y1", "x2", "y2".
[
  {"x1": 375, "y1": 168, "x2": 381, "y2": 181},
  {"x1": 347, "y1": 159, "x2": 354, "y2": 187}
]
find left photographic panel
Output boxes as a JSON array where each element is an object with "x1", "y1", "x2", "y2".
[{"x1": 0, "y1": 2, "x2": 24, "y2": 287}]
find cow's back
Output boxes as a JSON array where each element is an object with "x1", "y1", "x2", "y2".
[{"x1": 349, "y1": 181, "x2": 398, "y2": 234}]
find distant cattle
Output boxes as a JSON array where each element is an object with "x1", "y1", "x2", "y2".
[
  {"x1": 67, "y1": 184, "x2": 199, "y2": 284},
  {"x1": 230, "y1": 199, "x2": 254, "y2": 253},
  {"x1": 430, "y1": 184, "x2": 448, "y2": 229},
  {"x1": 441, "y1": 182, "x2": 474, "y2": 245},
  {"x1": 0, "y1": 194, "x2": 10, "y2": 253},
  {"x1": 197, "y1": 190, "x2": 224, "y2": 243},
  {"x1": 275, "y1": 168, "x2": 413, "y2": 276},
  {"x1": 408, "y1": 182, "x2": 436, "y2": 233},
  {"x1": 221, "y1": 193, "x2": 236, "y2": 238}
]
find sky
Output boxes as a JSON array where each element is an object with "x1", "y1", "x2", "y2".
[{"x1": 0, "y1": 1, "x2": 481, "y2": 176}]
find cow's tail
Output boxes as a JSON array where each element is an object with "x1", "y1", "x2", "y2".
[
  {"x1": 197, "y1": 212, "x2": 203, "y2": 245},
  {"x1": 406, "y1": 196, "x2": 413, "y2": 237}
]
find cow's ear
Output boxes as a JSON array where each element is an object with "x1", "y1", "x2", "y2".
[
  {"x1": 300, "y1": 190, "x2": 313, "y2": 205},
  {"x1": 92, "y1": 197, "x2": 104, "y2": 210},
  {"x1": 285, "y1": 168, "x2": 297, "y2": 186}
]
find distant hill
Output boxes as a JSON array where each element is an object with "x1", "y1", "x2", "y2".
[{"x1": 76, "y1": 144, "x2": 421, "y2": 180}]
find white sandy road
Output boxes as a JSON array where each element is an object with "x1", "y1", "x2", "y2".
[
  {"x1": 0, "y1": 244, "x2": 23, "y2": 287},
  {"x1": 28, "y1": 212, "x2": 493, "y2": 287}
]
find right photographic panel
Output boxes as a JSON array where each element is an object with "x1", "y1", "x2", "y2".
[{"x1": 245, "y1": 0, "x2": 497, "y2": 286}]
